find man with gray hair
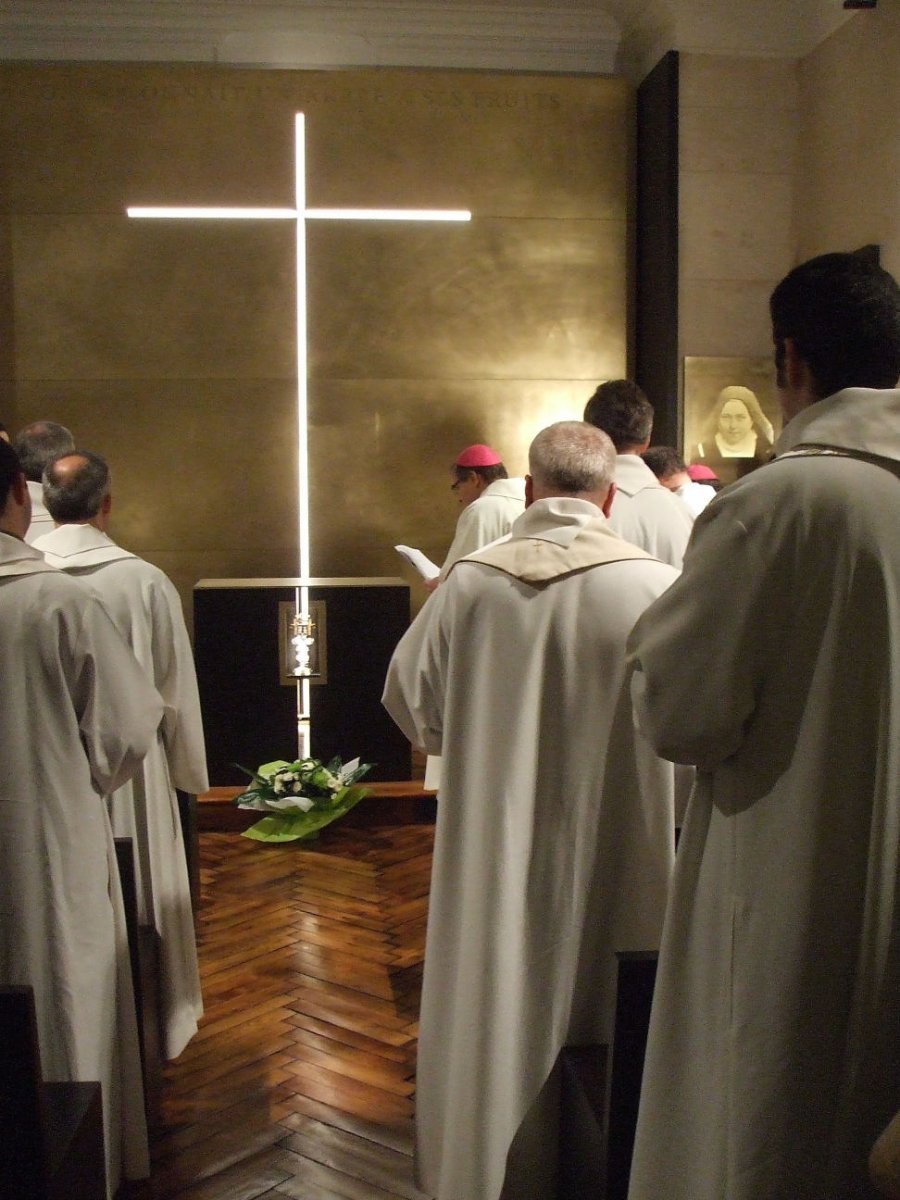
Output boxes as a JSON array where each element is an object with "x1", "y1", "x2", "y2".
[
  {"x1": 34, "y1": 450, "x2": 208, "y2": 1062},
  {"x1": 12, "y1": 419, "x2": 75, "y2": 543},
  {"x1": 383, "y1": 420, "x2": 680, "y2": 1200}
]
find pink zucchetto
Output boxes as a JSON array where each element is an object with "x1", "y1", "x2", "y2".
[
  {"x1": 686, "y1": 463, "x2": 720, "y2": 482},
  {"x1": 455, "y1": 444, "x2": 503, "y2": 468}
]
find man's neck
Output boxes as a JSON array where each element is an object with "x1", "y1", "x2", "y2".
[
  {"x1": 665, "y1": 472, "x2": 691, "y2": 490},
  {"x1": 55, "y1": 518, "x2": 105, "y2": 531}
]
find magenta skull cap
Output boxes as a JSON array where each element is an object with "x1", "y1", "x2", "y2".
[{"x1": 455, "y1": 443, "x2": 502, "y2": 468}]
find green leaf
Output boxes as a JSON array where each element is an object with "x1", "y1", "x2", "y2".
[
  {"x1": 256, "y1": 759, "x2": 293, "y2": 779},
  {"x1": 240, "y1": 786, "x2": 371, "y2": 843},
  {"x1": 240, "y1": 813, "x2": 313, "y2": 842}
]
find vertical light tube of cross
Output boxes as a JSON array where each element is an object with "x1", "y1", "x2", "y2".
[{"x1": 295, "y1": 113, "x2": 312, "y2": 761}]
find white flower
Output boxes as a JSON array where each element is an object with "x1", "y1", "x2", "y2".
[{"x1": 339, "y1": 757, "x2": 361, "y2": 783}]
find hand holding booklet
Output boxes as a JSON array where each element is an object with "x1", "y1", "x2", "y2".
[{"x1": 395, "y1": 545, "x2": 440, "y2": 581}]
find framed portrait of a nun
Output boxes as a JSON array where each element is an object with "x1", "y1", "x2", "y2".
[{"x1": 682, "y1": 357, "x2": 782, "y2": 486}]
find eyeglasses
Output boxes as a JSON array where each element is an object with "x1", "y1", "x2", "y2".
[{"x1": 450, "y1": 479, "x2": 464, "y2": 491}]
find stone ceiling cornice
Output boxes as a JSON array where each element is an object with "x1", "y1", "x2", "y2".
[{"x1": 0, "y1": 0, "x2": 859, "y2": 78}]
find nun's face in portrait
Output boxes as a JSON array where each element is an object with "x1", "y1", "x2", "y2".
[{"x1": 718, "y1": 398, "x2": 753, "y2": 446}]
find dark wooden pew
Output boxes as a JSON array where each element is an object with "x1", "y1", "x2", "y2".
[
  {"x1": 552, "y1": 947, "x2": 659, "y2": 1198},
  {"x1": 176, "y1": 788, "x2": 200, "y2": 913},
  {"x1": 559, "y1": 1043, "x2": 609, "y2": 1198},
  {"x1": 114, "y1": 837, "x2": 163, "y2": 1134},
  {"x1": 606, "y1": 950, "x2": 659, "y2": 1200},
  {"x1": 0, "y1": 984, "x2": 106, "y2": 1200}
]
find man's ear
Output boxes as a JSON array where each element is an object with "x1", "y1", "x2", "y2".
[
  {"x1": 94, "y1": 491, "x2": 112, "y2": 530},
  {"x1": 11, "y1": 473, "x2": 27, "y2": 506},
  {"x1": 780, "y1": 336, "x2": 820, "y2": 414},
  {"x1": 783, "y1": 337, "x2": 815, "y2": 393},
  {"x1": 524, "y1": 474, "x2": 534, "y2": 508},
  {"x1": 601, "y1": 481, "x2": 616, "y2": 519}
]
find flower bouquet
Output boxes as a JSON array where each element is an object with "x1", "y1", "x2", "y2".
[{"x1": 233, "y1": 755, "x2": 373, "y2": 843}]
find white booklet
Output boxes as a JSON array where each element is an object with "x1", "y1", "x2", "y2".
[
  {"x1": 424, "y1": 755, "x2": 441, "y2": 791},
  {"x1": 395, "y1": 544, "x2": 440, "y2": 581}
]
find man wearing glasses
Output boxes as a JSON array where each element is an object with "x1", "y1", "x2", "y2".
[{"x1": 434, "y1": 442, "x2": 526, "y2": 585}]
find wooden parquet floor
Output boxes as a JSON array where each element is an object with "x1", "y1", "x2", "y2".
[{"x1": 144, "y1": 824, "x2": 435, "y2": 1200}]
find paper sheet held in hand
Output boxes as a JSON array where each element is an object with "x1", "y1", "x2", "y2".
[{"x1": 395, "y1": 545, "x2": 440, "y2": 581}]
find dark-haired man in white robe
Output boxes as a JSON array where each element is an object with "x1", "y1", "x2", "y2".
[
  {"x1": 383, "y1": 421, "x2": 679, "y2": 1200},
  {"x1": 583, "y1": 380, "x2": 694, "y2": 567},
  {"x1": 35, "y1": 450, "x2": 207, "y2": 1060},
  {"x1": 0, "y1": 438, "x2": 163, "y2": 1197},
  {"x1": 627, "y1": 252, "x2": 900, "y2": 1200}
]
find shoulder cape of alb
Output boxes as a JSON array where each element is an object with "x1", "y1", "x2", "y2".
[
  {"x1": 32, "y1": 524, "x2": 138, "y2": 569},
  {"x1": 0, "y1": 531, "x2": 60, "y2": 578},
  {"x1": 455, "y1": 500, "x2": 657, "y2": 586}
]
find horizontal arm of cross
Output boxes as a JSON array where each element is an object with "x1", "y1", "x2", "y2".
[{"x1": 127, "y1": 206, "x2": 470, "y2": 221}]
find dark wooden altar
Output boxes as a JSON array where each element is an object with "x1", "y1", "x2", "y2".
[{"x1": 194, "y1": 577, "x2": 412, "y2": 786}]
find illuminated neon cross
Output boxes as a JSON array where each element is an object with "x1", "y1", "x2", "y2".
[{"x1": 129, "y1": 112, "x2": 470, "y2": 755}]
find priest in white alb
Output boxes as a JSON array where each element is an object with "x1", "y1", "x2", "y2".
[
  {"x1": 35, "y1": 449, "x2": 208, "y2": 1060},
  {"x1": 626, "y1": 252, "x2": 900, "y2": 1200},
  {"x1": 11, "y1": 418, "x2": 75, "y2": 543},
  {"x1": 0, "y1": 437, "x2": 164, "y2": 1197},
  {"x1": 383, "y1": 420, "x2": 680, "y2": 1200},
  {"x1": 583, "y1": 380, "x2": 694, "y2": 567},
  {"x1": 437, "y1": 442, "x2": 526, "y2": 581}
]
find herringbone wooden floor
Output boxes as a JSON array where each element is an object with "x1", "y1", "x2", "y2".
[{"x1": 145, "y1": 823, "x2": 435, "y2": 1199}]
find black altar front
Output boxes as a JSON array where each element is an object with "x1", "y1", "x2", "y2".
[{"x1": 193, "y1": 577, "x2": 411, "y2": 786}]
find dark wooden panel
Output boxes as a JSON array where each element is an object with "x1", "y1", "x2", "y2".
[
  {"x1": 176, "y1": 789, "x2": 200, "y2": 912},
  {"x1": 44, "y1": 1083, "x2": 105, "y2": 1200},
  {"x1": 114, "y1": 837, "x2": 163, "y2": 1133},
  {"x1": 635, "y1": 50, "x2": 680, "y2": 449},
  {"x1": 0, "y1": 986, "x2": 106, "y2": 1200},
  {"x1": 559, "y1": 1044, "x2": 608, "y2": 1200},
  {"x1": 607, "y1": 951, "x2": 659, "y2": 1200},
  {"x1": 0, "y1": 985, "x2": 46, "y2": 1199},
  {"x1": 197, "y1": 782, "x2": 436, "y2": 833}
]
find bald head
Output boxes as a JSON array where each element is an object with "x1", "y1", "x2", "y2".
[
  {"x1": 43, "y1": 451, "x2": 111, "y2": 526},
  {"x1": 527, "y1": 421, "x2": 616, "y2": 511},
  {"x1": 13, "y1": 421, "x2": 75, "y2": 482}
]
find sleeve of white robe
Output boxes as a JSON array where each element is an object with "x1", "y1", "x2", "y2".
[
  {"x1": 68, "y1": 596, "x2": 165, "y2": 795},
  {"x1": 382, "y1": 587, "x2": 450, "y2": 755},
  {"x1": 626, "y1": 493, "x2": 779, "y2": 768},
  {"x1": 151, "y1": 575, "x2": 210, "y2": 794}
]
